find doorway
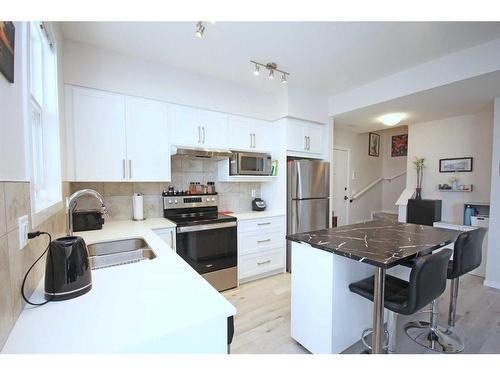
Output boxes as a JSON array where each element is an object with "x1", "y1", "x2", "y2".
[{"x1": 332, "y1": 147, "x2": 350, "y2": 226}]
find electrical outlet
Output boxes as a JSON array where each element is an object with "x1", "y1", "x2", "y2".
[
  {"x1": 18, "y1": 215, "x2": 29, "y2": 250},
  {"x1": 251, "y1": 189, "x2": 256, "y2": 198}
]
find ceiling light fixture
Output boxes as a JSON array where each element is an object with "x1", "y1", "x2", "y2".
[
  {"x1": 195, "y1": 22, "x2": 205, "y2": 38},
  {"x1": 250, "y1": 60, "x2": 289, "y2": 84},
  {"x1": 378, "y1": 113, "x2": 406, "y2": 126}
]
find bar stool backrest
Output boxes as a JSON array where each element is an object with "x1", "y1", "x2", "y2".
[
  {"x1": 448, "y1": 228, "x2": 487, "y2": 279},
  {"x1": 408, "y1": 248, "x2": 452, "y2": 313}
]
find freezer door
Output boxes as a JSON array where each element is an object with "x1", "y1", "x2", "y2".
[{"x1": 288, "y1": 160, "x2": 330, "y2": 199}]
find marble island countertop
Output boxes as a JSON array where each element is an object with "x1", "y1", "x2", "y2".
[
  {"x1": 286, "y1": 220, "x2": 462, "y2": 269},
  {"x1": 2, "y1": 218, "x2": 236, "y2": 354}
]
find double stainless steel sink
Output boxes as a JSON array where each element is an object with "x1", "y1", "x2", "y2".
[{"x1": 88, "y1": 238, "x2": 156, "y2": 270}]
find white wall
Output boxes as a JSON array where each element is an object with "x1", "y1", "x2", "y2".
[
  {"x1": 328, "y1": 37, "x2": 500, "y2": 116},
  {"x1": 485, "y1": 98, "x2": 500, "y2": 289},
  {"x1": 333, "y1": 126, "x2": 407, "y2": 222},
  {"x1": 63, "y1": 40, "x2": 286, "y2": 121},
  {"x1": 406, "y1": 111, "x2": 493, "y2": 224},
  {"x1": 0, "y1": 22, "x2": 28, "y2": 181},
  {"x1": 334, "y1": 128, "x2": 383, "y2": 223},
  {"x1": 381, "y1": 126, "x2": 408, "y2": 212}
]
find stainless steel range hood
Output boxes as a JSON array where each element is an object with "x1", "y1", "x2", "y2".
[{"x1": 171, "y1": 146, "x2": 233, "y2": 159}]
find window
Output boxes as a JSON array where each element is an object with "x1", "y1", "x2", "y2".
[{"x1": 28, "y1": 21, "x2": 62, "y2": 225}]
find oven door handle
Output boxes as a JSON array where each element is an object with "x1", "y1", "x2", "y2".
[{"x1": 176, "y1": 221, "x2": 237, "y2": 233}]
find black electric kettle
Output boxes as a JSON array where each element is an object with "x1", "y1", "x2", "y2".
[{"x1": 44, "y1": 236, "x2": 92, "y2": 301}]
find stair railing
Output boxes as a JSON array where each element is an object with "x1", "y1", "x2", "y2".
[{"x1": 349, "y1": 171, "x2": 406, "y2": 202}]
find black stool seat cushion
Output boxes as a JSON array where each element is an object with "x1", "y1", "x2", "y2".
[
  {"x1": 349, "y1": 275, "x2": 411, "y2": 314},
  {"x1": 349, "y1": 249, "x2": 452, "y2": 316},
  {"x1": 447, "y1": 228, "x2": 487, "y2": 279}
]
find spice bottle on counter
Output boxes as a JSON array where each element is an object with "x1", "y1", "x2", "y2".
[{"x1": 207, "y1": 181, "x2": 216, "y2": 194}]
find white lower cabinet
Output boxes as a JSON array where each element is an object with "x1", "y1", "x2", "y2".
[
  {"x1": 153, "y1": 227, "x2": 176, "y2": 250},
  {"x1": 237, "y1": 215, "x2": 286, "y2": 283}
]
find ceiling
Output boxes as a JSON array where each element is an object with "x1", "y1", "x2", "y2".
[
  {"x1": 333, "y1": 70, "x2": 500, "y2": 133},
  {"x1": 60, "y1": 22, "x2": 500, "y2": 95}
]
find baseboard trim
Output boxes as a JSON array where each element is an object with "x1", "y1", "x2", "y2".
[{"x1": 483, "y1": 279, "x2": 500, "y2": 290}]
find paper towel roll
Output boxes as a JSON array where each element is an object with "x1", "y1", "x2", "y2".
[{"x1": 133, "y1": 193, "x2": 144, "y2": 221}]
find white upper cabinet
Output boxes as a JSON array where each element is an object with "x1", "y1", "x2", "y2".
[
  {"x1": 69, "y1": 86, "x2": 127, "y2": 181},
  {"x1": 228, "y1": 115, "x2": 272, "y2": 152},
  {"x1": 66, "y1": 85, "x2": 171, "y2": 182},
  {"x1": 286, "y1": 118, "x2": 325, "y2": 155},
  {"x1": 171, "y1": 105, "x2": 228, "y2": 149},
  {"x1": 125, "y1": 97, "x2": 170, "y2": 181}
]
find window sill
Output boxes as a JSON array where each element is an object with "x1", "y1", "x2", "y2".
[{"x1": 31, "y1": 199, "x2": 64, "y2": 229}]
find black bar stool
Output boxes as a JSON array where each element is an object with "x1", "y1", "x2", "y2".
[
  {"x1": 349, "y1": 249, "x2": 452, "y2": 353},
  {"x1": 405, "y1": 228, "x2": 487, "y2": 353}
]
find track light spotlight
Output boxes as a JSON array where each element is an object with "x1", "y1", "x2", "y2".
[
  {"x1": 195, "y1": 22, "x2": 205, "y2": 38},
  {"x1": 281, "y1": 74, "x2": 287, "y2": 84},
  {"x1": 253, "y1": 64, "x2": 260, "y2": 76},
  {"x1": 268, "y1": 69, "x2": 274, "y2": 80}
]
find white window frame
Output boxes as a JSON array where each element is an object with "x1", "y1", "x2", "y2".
[{"x1": 27, "y1": 21, "x2": 62, "y2": 227}]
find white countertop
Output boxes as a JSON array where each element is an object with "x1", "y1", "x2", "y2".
[
  {"x1": 2, "y1": 218, "x2": 236, "y2": 353},
  {"x1": 228, "y1": 211, "x2": 285, "y2": 221}
]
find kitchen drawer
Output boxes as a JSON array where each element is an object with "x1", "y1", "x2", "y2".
[
  {"x1": 239, "y1": 248, "x2": 284, "y2": 280},
  {"x1": 238, "y1": 230, "x2": 285, "y2": 256},
  {"x1": 237, "y1": 215, "x2": 285, "y2": 233}
]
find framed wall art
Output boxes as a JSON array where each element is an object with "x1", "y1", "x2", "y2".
[
  {"x1": 368, "y1": 132, "x2": 380, "y2": 157},
  {"x1": 0, "y1": 21, "x2": 15, "y2": 83},
  {"x1": 391, "y1": 134, "x2": 408, "y2": 157},
  {"x1": 439, "y1": 157, "x2": 473, "y2": 173}
]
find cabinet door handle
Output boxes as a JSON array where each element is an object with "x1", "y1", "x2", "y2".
[
  {"x1": 170, "y1": 231, "x2": 174, "y2": 249},
  {"x1": 253, "y1": 133, "x2": 256, "y2": 148},
  {"x1": 304, "y1": 136, "x2": 308, "y2": 150},
  {"x1": 197, "y1": 126, "x2": 201, "y2": 143},
  {"x1": 307, "y1": 136, "x2": 311, "y2": 150},
  {"x1": 257, "y1": 222, "x2": 271, "y2": 226},
  {"x1": 202, "y1": 126, "x2": 206, "y2": 143},
  {"x1": 128, "y1": 159, "x2": 132, "y2": 179},
  {"x1": 257, "y1": 239, "x2": 271, "y2": 243},
  {"x1": 123, "y1": 159, "x2": 126, "y2": 179},
  {"x1": 257, "y1": 260, "x2": 271, "y2": 266}
]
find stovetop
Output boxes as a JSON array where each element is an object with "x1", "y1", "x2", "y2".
[{"x1": 165, "y1": 212, "x2": 236, "y2": 227}]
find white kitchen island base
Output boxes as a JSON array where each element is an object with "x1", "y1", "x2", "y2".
[{"x1": 290, "y1": 241, "x2": 376, "y2": 354}]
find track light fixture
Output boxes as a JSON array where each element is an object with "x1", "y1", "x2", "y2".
[
  {"x1": 250, "y1": 60, "x2": 289, "y2": 84},
  {"x1": 195, "y1": 22, "x2": 205, "y2": 38}
]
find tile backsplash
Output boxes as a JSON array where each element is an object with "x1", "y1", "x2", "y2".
[
  {"x1": 0, "y1": 182, "x2": 67, "y2": 349},
  {"x1": 69, "y1": 157, "x2": 261, "y2": 221}
]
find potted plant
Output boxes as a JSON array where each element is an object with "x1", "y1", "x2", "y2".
[
  {"x1": 413, "y1": 157, "x2": 425, "y2": 200},
  {"x1": 449, "y1": 172, "x2": 459, "y2": 190}
]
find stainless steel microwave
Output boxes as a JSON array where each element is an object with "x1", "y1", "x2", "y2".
[{"x1": 229, "y1": 152, "x2": 272, "y2": 176}]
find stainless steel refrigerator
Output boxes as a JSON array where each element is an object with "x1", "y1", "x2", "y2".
[{"x1": 287, "y1": 159, "x2": 330, "y2": 272}]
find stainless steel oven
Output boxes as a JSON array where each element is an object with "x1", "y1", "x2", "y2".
[
  {"x1": 229, "y1": 152, "x2": 272, "y2": 176},
  {"x1": 163, "y1": 193, "x2": 238, "y2": 292}
]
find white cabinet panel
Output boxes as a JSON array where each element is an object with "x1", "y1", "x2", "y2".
[
  {"x1": 153, "y1": 228, "x2": 176, "y2": 250},
  {"x1": 201, "y1": 109, "x2": 228, "y2": 149},
  {"x1": 71, "y1": 87, "x2": 127, "y2": 181},
  {"x1": 171, "y1": 105, "x2": 228, "y2": 149},
  {"x1": 171, "y1": 105, "x2": 203, "y2": 146},
  {"x1": 126, "y1": 97, "x2": 170, "y2": 181},
  {"x1": 228, "y1": 116, "x2": 272, "y2": 152},
  {"x1": 252, "y1": 119, "x2": 272, "y2": 152},
  {"x1": 286, "y1": 119, "x2": 325, "y2": 156}
]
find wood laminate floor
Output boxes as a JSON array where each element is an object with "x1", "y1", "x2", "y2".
[{"x1": 222, "y1": 272, "x2": 500, "y2": 354}]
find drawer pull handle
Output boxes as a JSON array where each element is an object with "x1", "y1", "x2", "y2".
[
  {"x1": 257, "y1": 260, "x2": 271, "y2": 265},
  {"x1": 257, "y1": 222, "x2": 271, "y2": 226},
  {"x1": 257, "y1": 239, "x2": 271, "y2": 243}
]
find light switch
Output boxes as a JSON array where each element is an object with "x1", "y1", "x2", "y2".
[
  {"x1": 251, "y1": 189, "x2": 256, "y2": 198},
  {"x1": 18, "y1": 215, "x2": 29, "y2": 250}
]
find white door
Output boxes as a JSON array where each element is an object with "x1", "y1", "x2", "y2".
[
  {"x1": 171, "y1": 105, "x2": 203, "y2": 146},
  {"x1": 125, "y1": 97, "x2": 170, "y2": 181},
  {"x1": 286, "y1": 120, "x2": 307, "y2": 152},
  {"x1": 332, "y1": 148, "x2": 349, "y2": 226},
  {"x1": 305, "y1": 124, "x2": 324, "y2": 155},
  {"x1": 200, "y1": 110, "x2": 228, "y2": 148},
  {"x1": 252, "y1": 119, "x2": 272, "y2": 152},
  {"x1": 71, "y1": 87, "x2": 127, "y2": 181},
  {"x1": 228, "y1": 115, "x2": 253, "y2": 151}
]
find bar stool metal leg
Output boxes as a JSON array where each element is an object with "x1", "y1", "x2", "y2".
[
  {"x1": 404, "y1": 299, "x2": 464, "y2": 353},
  {"x1": 448, "y1": 278, "x2": 459, "y2": 328}
]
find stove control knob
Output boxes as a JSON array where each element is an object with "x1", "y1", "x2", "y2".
[
  {"x1": 206, "y1": 198, "x2": 210, "y2": 202},
  {"x1": 211, "y1": 198, "x2": 215, "y2": 202},
  {"x1": 174, "y1": 199, "x2": 178, "y2": 204},
  {"x1": 168, "y1": 199, "x2": 173, "y2": 204}
]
